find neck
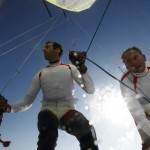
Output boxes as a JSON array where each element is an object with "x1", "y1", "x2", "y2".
[
  {"x1": 49, "y1": 59, "x2": 60, "y2": 64},
  {"x1": 132, "y1": 67, "x2": 149, "y2": 77}
]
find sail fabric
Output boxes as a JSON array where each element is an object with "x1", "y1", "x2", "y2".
[{"x1": 46, "y1": 0, "x2": 96, "y2": 12}]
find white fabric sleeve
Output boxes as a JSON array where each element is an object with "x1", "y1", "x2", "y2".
[
  {"x1": 70, "y1": 64, "x2": 95, "y2": 94},
  {"x1": 11, "y1": 73, "x2": 41, "y2": 113},
  {"x1": 120, "y1": 82, "x2": 150, "y2": 136}
]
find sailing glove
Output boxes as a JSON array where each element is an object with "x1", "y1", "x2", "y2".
[{"x1": 69, "y1": 51, "x2": 87, "y2": 74}]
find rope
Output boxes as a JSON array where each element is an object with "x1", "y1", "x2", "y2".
[
  {"x1": 43, "y1": 0, "x2": 53, "y2": 18},
  {"x1": 0, "y1": 31, "x2": 46, "y2": 57},
  {"x1": 0, "y1": 19, "x2": 51, "y2": 48},
  {"x1": 86, "y1": 0, "x2": 112, "y2": 53},
  {"x1": 0, "y1": 13, "x2": 62, "y2": 94},
  {"x1": 0, "y1": 20, "x2": 66, "y2": 57}
]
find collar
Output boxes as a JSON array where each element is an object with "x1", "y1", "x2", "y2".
[{"x1": 132, "y1": 66, "x2": 149, "y2": 77}]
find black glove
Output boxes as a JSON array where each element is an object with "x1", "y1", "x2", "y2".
[
  {"x1": 0, "y1": 95, "x2": 11, "y2": 113},
  {"x1": 69, "y1": 51, "x2": 87, "y2": 74}
]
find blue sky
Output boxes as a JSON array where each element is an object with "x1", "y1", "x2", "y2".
[{"x1": 0, "y1": 0, "x2": 150, "y2": 149}]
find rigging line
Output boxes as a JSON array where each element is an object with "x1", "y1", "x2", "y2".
[
  {"x1": 43, "y1": 0, "x2": 53, "y2": 18},
  {"x1": 43, "y1": 0, "x2": 68, "y2": 20},
  {"x1": 0, "y1": 13, "x2": 62, "y2": 95},
  {"x1": 86, "y1": 57, "x2": 150, "y2": 103},
  {"x1": 0, "y1": 20, "x2": 66, "y2": 57},
  {"x1": 72, "y1": 19, "x2": 113, "y2": 58},
  {"x1": 18, "y1": 14, "x2": 62, "y2": 70},
  {"x1": 0, "y1": 19, "x2": 51, "y2": 48},
  {"x1": 70, "y1": 15, "x2": 125, "y2": 77},
  {"x1": 61, "y1": 9, "x2": 68, "y2": 20},
  {"x1": 86, "y1": 0, "x2": 112, "y2": 53},
  {"x1": 0, "y1": 32, "x2": 46, "y2": 57}
]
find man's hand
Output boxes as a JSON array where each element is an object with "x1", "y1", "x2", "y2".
[
  {"x1": 69, "y1": 51, "x2": 87, "y2": 74},
  {"x1": 0, "y1": 95, "x2": 11, "y2": 113}
]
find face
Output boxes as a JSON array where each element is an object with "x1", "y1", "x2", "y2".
[
  {"x1": 123, "y1": 50, "x2": 146, "y2": 73},
  {"x1": 43, "y1": 42, "x2": 60, "y2": 62}
]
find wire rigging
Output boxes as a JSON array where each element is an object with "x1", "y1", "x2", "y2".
[
  {"x1": 0, "y1": 20, "x2": 67, "y2": 57},
  {"x1": 0, "y1": 31, "x2": 46, "y2": 57},
  {"x1": 70, "y1": 15, "x2": 121, "y2": 70},
  {"x1": 43, "y1": 0, "x2": 53, "y2": 18},
  {"x1": 0, "y1": 19, "x2": 51, "y2": 48},
  {"x1": 86, "y1": 0, "x2": 112, "y2": 53},
  {"x1": 0, "y1": 13, "x2": 62, "y2": 94},
  {"x1": 43, "y1": 0, "x2": 68, "y2": 19}
]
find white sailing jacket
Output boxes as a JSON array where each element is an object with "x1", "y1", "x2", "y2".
[
  {"x1": 120, "y1": 66, "x2": 150, "y2": 136},
  {"x1": 10, "y1": 61, "x2": 95, "y2": 113}
]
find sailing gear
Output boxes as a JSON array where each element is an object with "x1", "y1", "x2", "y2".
[{"x1": 69, "y1": 51, "x2": 87, "y2": 74}]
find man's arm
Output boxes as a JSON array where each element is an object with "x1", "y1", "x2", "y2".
[
  {"x1": 10, "y1": 73, "x2": 41, "y2": 113},
  {"x1": 70, "y1": 64, "x2": 95, "y2": 94},
  {"x1": 69, "y1": 51, "x2": 95, "y2": 94}
]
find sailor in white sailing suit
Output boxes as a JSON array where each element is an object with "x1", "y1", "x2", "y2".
[
  {"x1": 120, "y1": 46, "x2": 150, "y2": 150},
  {"x1": 0, "y1": 41, "x2": 99, "y2": 150}
]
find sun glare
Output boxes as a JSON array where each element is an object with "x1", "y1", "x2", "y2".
[
  {"x1": 88, "y1": 84, "x2": 133, "y2": 125},
  {"x1": 85, "y1": 84, "x2": 141, "y2": 150}
]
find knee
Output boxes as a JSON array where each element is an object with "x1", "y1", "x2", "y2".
[
  {"x1": 71, "y1": 111, "x2": 91, "y2": 134},
  {"x1": 61, "y1": 110, "x2": 92, "y2": 137}
]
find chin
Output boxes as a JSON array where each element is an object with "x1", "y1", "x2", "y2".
[{"x1": 133, "y1": 69, "x2": 144, "y2": 73}]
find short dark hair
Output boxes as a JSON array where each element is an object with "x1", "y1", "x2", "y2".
[
  {"x1": 121, "y1": 46, "x2": 143, "y2": 61},
  {"x1": 46, "y1": 41, "x2": 63, "y2": 56}
]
